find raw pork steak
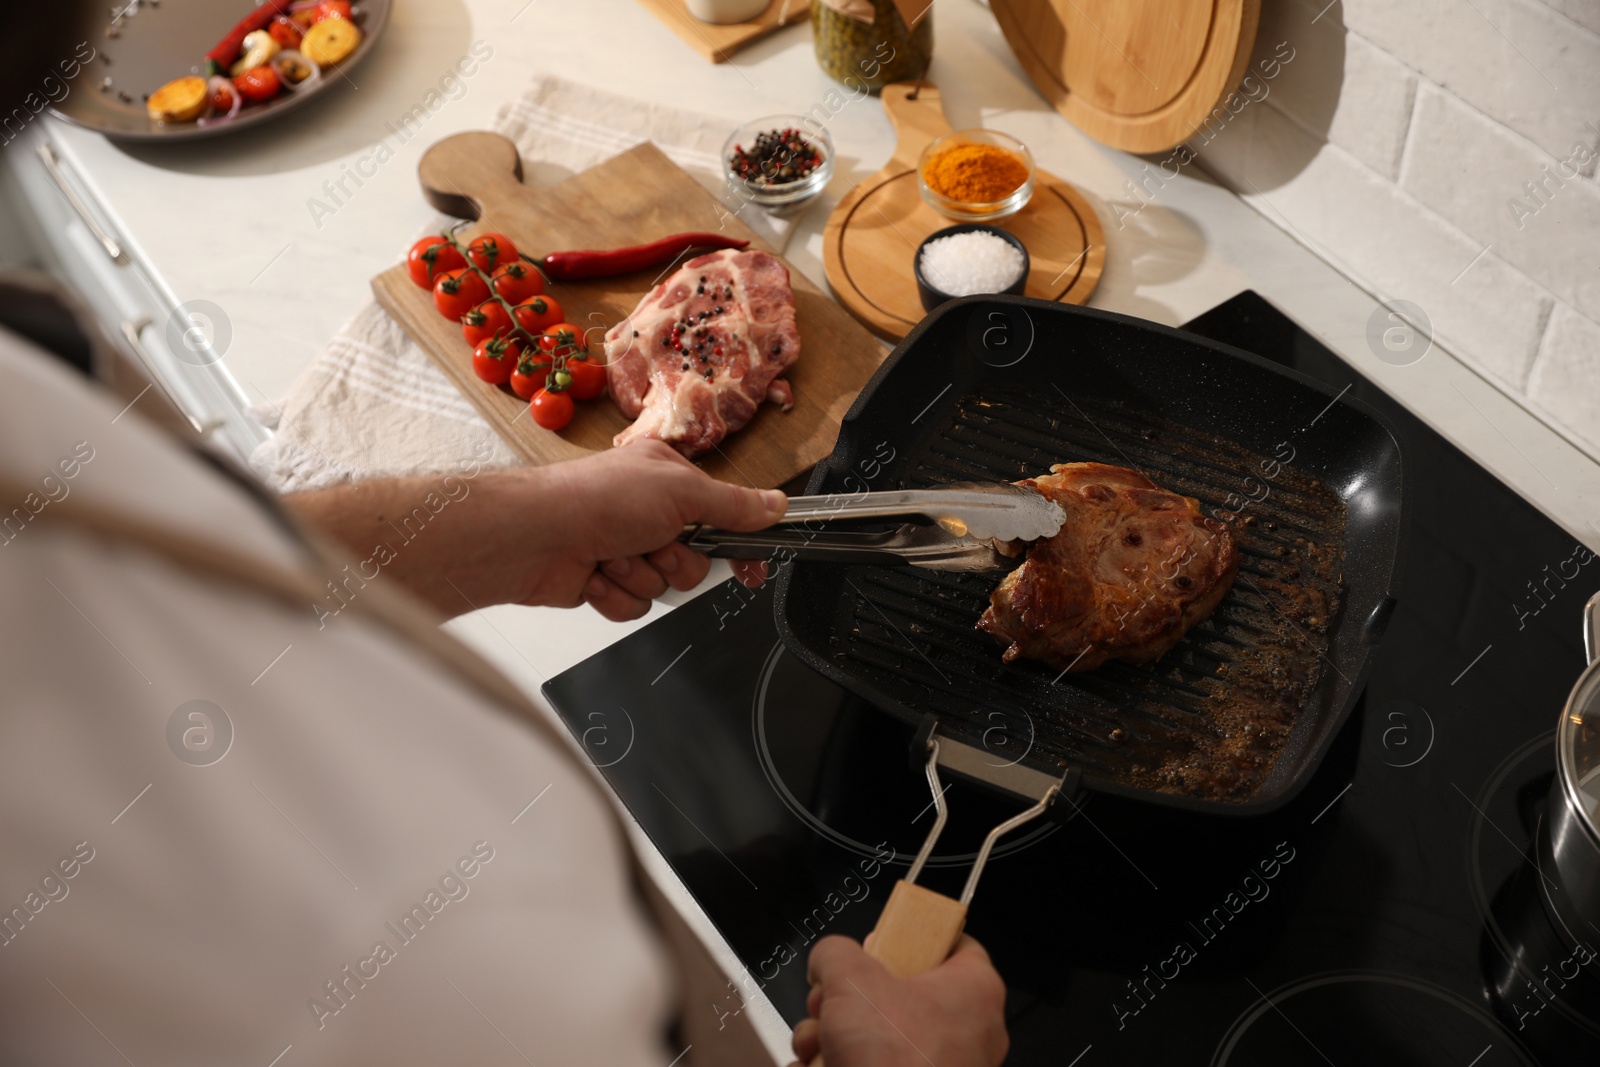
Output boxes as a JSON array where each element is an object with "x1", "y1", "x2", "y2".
[
  {"x1": 604, "y1": 248, "x2": 800, "y2": 457},
  {"x1": 978, "y1": 463, "x2": 1239, "y2": 672}
]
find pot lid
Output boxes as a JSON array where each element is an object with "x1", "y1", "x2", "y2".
[{"x1": 991, "y1": 0, "x2": 1260, "y2": 154}]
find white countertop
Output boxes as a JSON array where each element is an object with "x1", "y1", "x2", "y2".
[{"x1": 31, "y1": 0, "x2": 1600, "y2": 1058}]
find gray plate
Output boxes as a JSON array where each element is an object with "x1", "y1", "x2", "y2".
[{"x1": 48, "y1": 0, "x2": 391, "y2": 142}]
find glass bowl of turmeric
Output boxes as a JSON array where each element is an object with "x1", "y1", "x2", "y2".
[{"x1": 918, "y1": 129, "x2": 1035, "y2": 221}]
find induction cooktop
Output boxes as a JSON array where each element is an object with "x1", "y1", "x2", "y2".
[{"x1": 543, "y1": 292, "x2": 1598, "y2": 1065}]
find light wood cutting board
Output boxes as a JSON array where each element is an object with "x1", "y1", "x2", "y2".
[
  {"x1": 371, "y1": 131, "x2": 887, "y2": 489},
  {"x1": 992, "y1": 0, "x2": 1260, "y2": 153},
  {"x1": 822, "y1": 82, "x2": 1105, "y2": 342}
]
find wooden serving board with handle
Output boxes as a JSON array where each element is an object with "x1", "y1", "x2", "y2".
[
  {"x1": 371, "y1": 131, "x2": 888, "y2": 490},
  {"x1": 635, "y1": 0, "x2": 811, "y2": 64},
  {"x1": 822, "y1": 81, "x2": 1105, "y2": 342}
]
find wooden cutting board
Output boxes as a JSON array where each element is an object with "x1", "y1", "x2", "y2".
[
  {"x1": 371, "y1": 131, "x2": 887, "y2": 489},
  {"x1": 635, "y1": 0, "x2": 810, "y2": 63},
  {"x1": 991, "y1": 0, "x2": 1259, "y2": 153},
  {"x1": 822, "y1": 81, "x2": 1105, "y2": 342}
]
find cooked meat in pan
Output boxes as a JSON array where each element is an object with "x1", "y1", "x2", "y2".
[{"x1": 978, "y1": 462, "x2": 1239, "y2": 671}]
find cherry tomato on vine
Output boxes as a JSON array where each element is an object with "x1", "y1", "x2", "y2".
[
  {"x1": 510, "y1": 353, "x2": 551, "y2": 400},
  {"x1": 565, "y1": 356, "x2": 607, "y2": 400},
  {"x1": 513, "y1": 295, "x2": 564, "y2": 335},
  {"x1": 536, "y1": 323, "x2": 586, "y2": 358},
  {"x1": 491, "y1": 261, "x2": 544, "y2": 304},
  {"x1": 530, "y1": 386, "x2": 574, "y2": 431},
  {"x1": 461, "y1": 300, "x2": 512, "y2": 347},
  {"x1": 433, "y1": 268, "x2": 490, "y2": 320},
  {"x1": 471, "y1": 336, "x2": 520, "y2": 386},
  {"x1": 232, "y1": 65, "x2": 282, "y2": 103},
  {"x1": 466, "y1": 232, "x2": 519, "y2": 273},
  {"x1": 407, "y1": 236, "x2": 466, "y2": 289}
]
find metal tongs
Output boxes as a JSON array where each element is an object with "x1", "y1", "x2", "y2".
[{"x1": 678, "y1": 482, "x2": 1065, "y2": 572}]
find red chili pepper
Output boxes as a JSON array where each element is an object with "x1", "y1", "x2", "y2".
[
  {"x1": 205, "y1": 0, "x2": 296, "y2": 73},
  {"x1": 540, "y1": 233, "x2": 751, "y2": 282}
]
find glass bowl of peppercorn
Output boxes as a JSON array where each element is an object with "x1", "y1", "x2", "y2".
[
  {"x1": 918, "y1": 129, "x2": 1035, "y2": 221},
  {"x1": 723, "y1": 116, "x2": 834, "y2": 214}
]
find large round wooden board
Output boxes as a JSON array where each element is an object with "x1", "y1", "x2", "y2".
[
  {"x1": 823, "y1": 82, "x2": 1105, "y2": 343},
  {"x1": 991, "y1": 0, "x2": 1259, "y2": 154}
]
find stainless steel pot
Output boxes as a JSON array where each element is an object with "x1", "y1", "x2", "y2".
[{"x1": 1544, "y1": 590, "x2": 1600, "y2": 937}]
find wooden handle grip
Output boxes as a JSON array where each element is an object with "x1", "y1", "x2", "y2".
[
  {"x1": 809, "y1": 881, "x2": 967, "y2": 1066},
  {"x1": 880, "y1": 80, "x2": 950, "y2": 168},
  {"x1": 867, "y1": 879, "x2": 969, "y2": 978}
]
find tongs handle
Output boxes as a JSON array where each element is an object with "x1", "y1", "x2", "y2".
[
  {"x1": 777, "y1": 490, "x2": 952, "y2": 527},
  {"x1": 677, "y1": 523, "x2": 1006, "y2": 571},
  {"x1": 675, "y1": 526, "x2": 914, "y2": 566}
]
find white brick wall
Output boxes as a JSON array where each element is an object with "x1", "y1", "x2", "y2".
[
  {"x1": 1401, "y1": 84, "x2": 1600, "y2": 320},
  {"x1": 1254, "y1": 0, "x2": 1416, "y2": 178},
  {"x1": 1529, "y1": 304, "x2": 1600, "y2": 442},
  {"x1": 1191, "y1": 0, "x2": 1600, "y2": 459},
  {"x1": 1339, "y1": 0, "x2": 1600, "y2": 160}
]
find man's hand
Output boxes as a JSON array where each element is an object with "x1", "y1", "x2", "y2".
[
  {"x1": 282, "y1": 440, "x2": 784, "y2": 621},
  {"x1": 790, "y1": 935, "x2": 1009, "y2": 1067},
  {"x1": 521, "y1": 440, "x2": 783, "y2": 619}
]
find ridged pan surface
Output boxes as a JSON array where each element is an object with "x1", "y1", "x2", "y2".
[{"x1": 773, "y1": 296, "x2": 1404, "y2": 815}]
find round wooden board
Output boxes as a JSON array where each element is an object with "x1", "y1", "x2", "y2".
[
  {"x1": 823, "y1": 82, "x2": 1105, "y2": 343},
  {"x1": 991, "y1": 0, "x2": 1260, "y2": 154}
]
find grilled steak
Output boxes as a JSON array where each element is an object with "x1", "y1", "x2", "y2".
[
  {"x1": 604, "y1": 248, "x2": 800, "y2": 457},
  {"x1": 978, "y1": 462, "x2": 1238, "y2": 671}
]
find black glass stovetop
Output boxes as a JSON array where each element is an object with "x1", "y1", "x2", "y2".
[{"x1": 543, "y1": 292, "x2": 1598, "y2": 1065}]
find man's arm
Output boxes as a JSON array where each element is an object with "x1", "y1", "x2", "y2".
[{"x1": 282, "y1": 440, "x2": 784, "y2": 621}]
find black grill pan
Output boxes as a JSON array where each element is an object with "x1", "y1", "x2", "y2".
[{"x1": 772, "y1": 296, "x2": 1404, "y2": 816}]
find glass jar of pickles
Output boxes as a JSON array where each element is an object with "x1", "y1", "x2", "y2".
[{"x1": 812, "y1": 0, "x2": 933, "y2": 94}]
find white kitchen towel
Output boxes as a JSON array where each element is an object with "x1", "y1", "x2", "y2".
[{"x1": 249, "y1": 75, "x2": 796, "y2": 492}]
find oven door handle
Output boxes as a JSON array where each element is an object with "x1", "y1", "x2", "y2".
[
  {"x1": 119, "y1": 316, "x2": 220, "y2": 439},
  {"x1": 37, "y1": 141, "x2": 128, "y2": 266}
]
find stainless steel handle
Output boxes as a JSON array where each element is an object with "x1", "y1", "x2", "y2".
[
  {"x1": 1585, "y1": 589, "x2": 1600, "y2": 667},
  {"x1": 119, "y1": 316, "x2": 218, "y2": 438},
  {"x1": 681, "y1": 525, "x2": 909, "y2": 563},
  {"x1": 37, "y1": 141, "x2": 128, "y2": 265},
  {"x1": 678, "y1": 523, "x2": 1005, "y2": 571},
  {"x1": 780, "y1": 488, "x2": 1032, "y2": 526},
  {"x1": 781, "y1": 490, "x2": 957, "y2": 526},
  {"x1": 779, "y1": 485, "x2": 1064, "y2": 542}
]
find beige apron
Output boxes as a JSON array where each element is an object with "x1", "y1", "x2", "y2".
[{"x1": 0, "y1": 467, "x2": 774, "y2": 1067}]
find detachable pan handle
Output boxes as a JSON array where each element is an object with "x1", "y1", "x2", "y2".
[
  {"x1": 867, "y1": 784, "x2": 1059, "y2": 976},
  {"x1": 810, "y1": 737, "x2": 1059, "y2": 1065},
  {"x1": 865, "y1": 736, "x2": 970, "y2": 979},
  {"x1": 866, "y1": 881, "x2": 970, "y2": 979}
]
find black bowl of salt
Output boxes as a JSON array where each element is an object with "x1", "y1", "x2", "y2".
[{"x1": 913, "y1": 224, "x2": 1030, "y2": 312}]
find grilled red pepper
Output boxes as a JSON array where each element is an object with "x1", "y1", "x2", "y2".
[
  {"x1": 205, "y1": 0, "x2": 296, "y2": 75},
  {"x1": 540, "y1": 233, "x2": 751, "y2": 282}
]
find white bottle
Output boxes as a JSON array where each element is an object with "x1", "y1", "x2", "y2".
[{"x1": 685, "y1": 0, "x2": 770, "y2": 24}]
